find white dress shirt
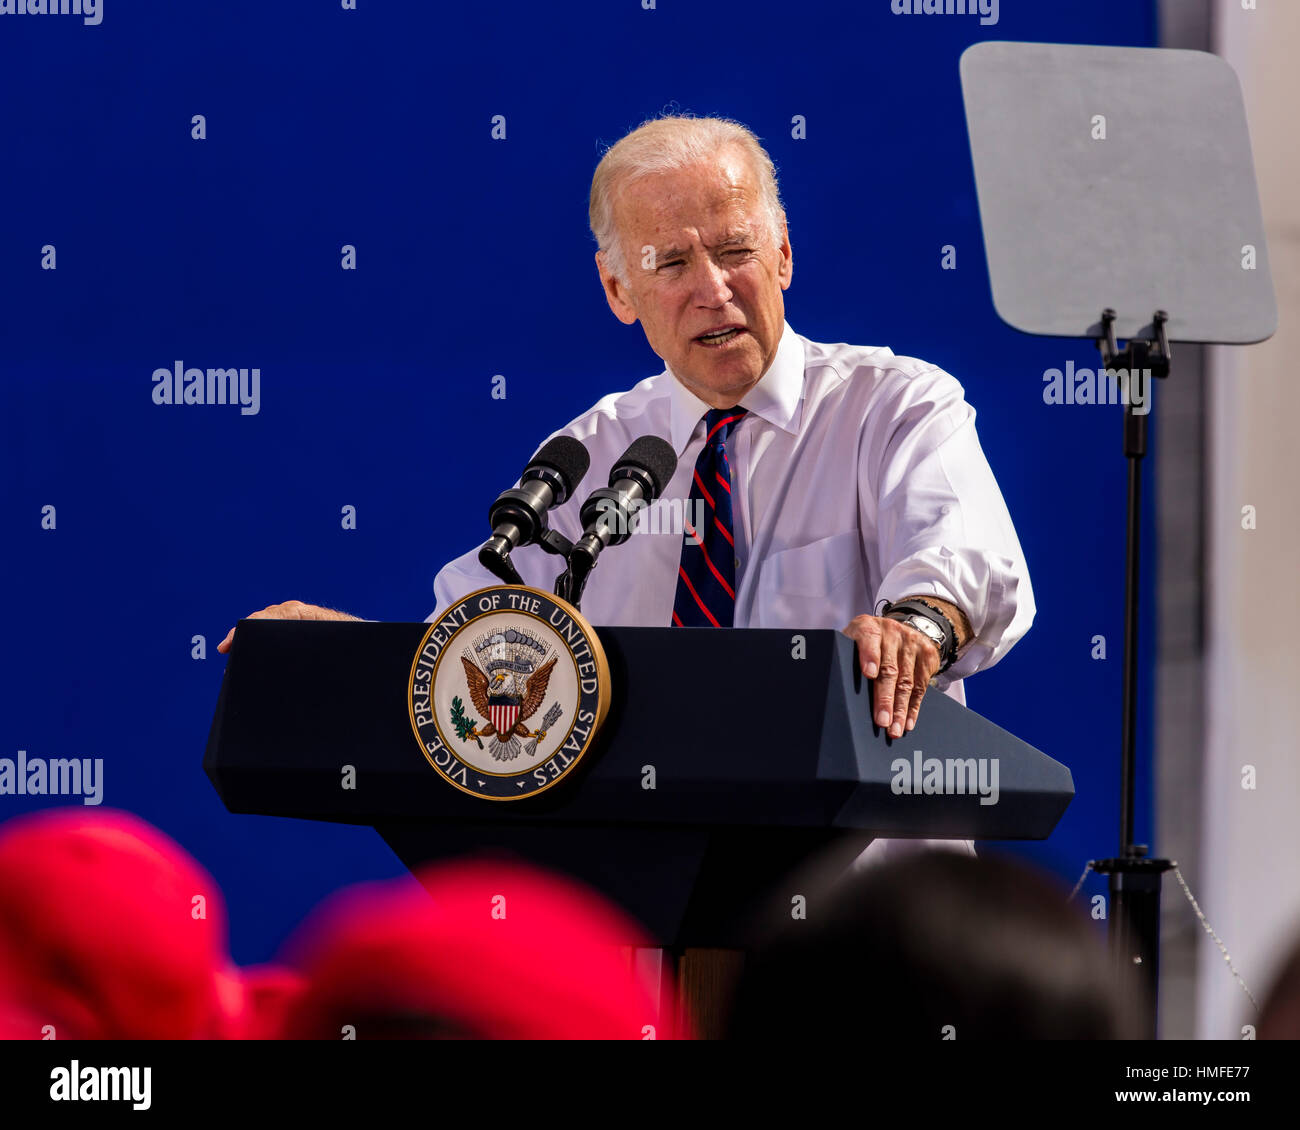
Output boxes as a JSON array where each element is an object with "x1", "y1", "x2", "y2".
[{"x1": 431, "y1": 320, "x2": 1035, "y2": 708}]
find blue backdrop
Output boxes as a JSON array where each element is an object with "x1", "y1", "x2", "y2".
[{"x1": 1, "y1": 0, "x2": 1159, "y2": 963}]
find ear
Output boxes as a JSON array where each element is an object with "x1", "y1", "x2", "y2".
[
  {"x1": 596, "y1": 250, "x2": 639, "y2": 326},
  {"x1": 776, "y1": 214, "x2": 793, "y2": 291}
]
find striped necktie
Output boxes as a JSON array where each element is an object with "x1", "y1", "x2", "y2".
[{"x1": 671, "y1": 406, "x2": 748, "y2": 627}]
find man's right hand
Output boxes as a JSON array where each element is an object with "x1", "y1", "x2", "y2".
[{"x1": 217, "y1": 601, "x2": 360, "y2": 654}]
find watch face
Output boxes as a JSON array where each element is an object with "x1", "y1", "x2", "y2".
[
  {"x1": 906, "y1": 615, "x2": 944, "y2": 646},
  {"x1": 915, "y1": 616, "x2": 946, "y2": 644}
]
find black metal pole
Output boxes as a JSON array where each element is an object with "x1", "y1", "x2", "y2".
[
  {"x1": 1092, "y1": 314, "x2": 1174, "y2": 1041},
  {"x1": 1120, "y1": 392, "x2": 1146, "y2": 854}
]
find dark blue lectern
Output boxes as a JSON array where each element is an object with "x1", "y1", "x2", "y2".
[{"x1": 205, "y1": 621, "x2": 1072, "y2": 948}]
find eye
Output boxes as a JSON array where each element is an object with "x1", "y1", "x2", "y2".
[
  {"x1": 724, "y1": 249, "x2": 754, "y2": 259},
  {"x1": 657, "y1": 259, "x2": 685, "y2": 271}
]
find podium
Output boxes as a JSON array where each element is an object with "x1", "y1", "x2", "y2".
[{"x1": 205, "y1": 620, "x2": 1072, "y2": 1033}]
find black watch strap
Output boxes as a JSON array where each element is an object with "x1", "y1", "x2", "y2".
[{"x1": 882, "y1": 597, "x2": 958, "y2": 672}]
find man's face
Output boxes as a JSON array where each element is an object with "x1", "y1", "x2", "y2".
[{"x1": 596, "y1": 148, "x2": 793, "y2": 410}]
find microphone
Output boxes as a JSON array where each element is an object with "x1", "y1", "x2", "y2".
[
  {"x1": 479, "y1": 436, "x2": 591, "y2": 584},
  {"x1": 556, "y1": 436, "x2": 677, "y2": 605}
]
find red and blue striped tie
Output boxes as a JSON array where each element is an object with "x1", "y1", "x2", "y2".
[{"x1": 671, "y1": 406, "x2": 748, "y2": 627}]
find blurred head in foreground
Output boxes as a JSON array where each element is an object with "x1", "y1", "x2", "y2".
[
  {"x1": 727, "y1": 850, "x2": 1142, "y2": 1040},
  {"x1": 277, "y1": 857, "x2": 678, "y2": 1040},
  {"x1": 0, "y1": 808, "x2": 261, "y2": 1039}
]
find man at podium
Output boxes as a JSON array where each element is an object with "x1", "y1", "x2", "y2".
[
  {"x1": 219, "y1": 115, "x2": 1033, "y2": 770},
  {"x1": 430, "y1": 114, "x2": 1034, "y2": 745}
]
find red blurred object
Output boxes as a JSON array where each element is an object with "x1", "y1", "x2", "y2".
[
  {"x1": 0, "y1": 808, "x2": 234, "y2": 1039},
  {"x1": 212, "y1": 964, "x2": 308, "y2": 1040},
  {"x1": 0, "y1": 996, "x2": 50, "y2": 1041},
  {"x1": 279, "y1": 857, "x2": 684, "y2": 1040}
]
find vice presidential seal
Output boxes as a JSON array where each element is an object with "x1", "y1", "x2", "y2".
[{"x1": 407, "y1": 585, "x2": 610, "y2": 801}]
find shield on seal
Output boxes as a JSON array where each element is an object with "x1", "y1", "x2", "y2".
[{"x1": 489, "y1": 697, "x2": 521, "y2": 736}]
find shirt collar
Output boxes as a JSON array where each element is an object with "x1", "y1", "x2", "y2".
[{"x1": 666, "y1": 320, "x2": 806, "y2": 455}]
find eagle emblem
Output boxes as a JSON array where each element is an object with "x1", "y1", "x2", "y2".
[
  {"x1": 453, "y1": 627, "x2": 560, "y2": 761},
  {"x1": 410, "y1": 584, "x2": 610, "y2": 801}
]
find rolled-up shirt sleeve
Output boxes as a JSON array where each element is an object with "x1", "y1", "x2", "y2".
[{"x1": 865, "y1": 366, "x2": 1035, "y2": 689}]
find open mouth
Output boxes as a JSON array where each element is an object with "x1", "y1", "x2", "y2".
[{"x1": 694, "y1": 326, "x2": 746, "y2": 347}]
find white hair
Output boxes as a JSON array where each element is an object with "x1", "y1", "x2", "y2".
[{"x1": 588, "y1": 114, "x2": 785, "y2": 285}]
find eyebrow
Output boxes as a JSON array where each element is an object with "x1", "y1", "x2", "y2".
[
  {"x1": 655, "y1": 246, "x2": 690, "y2": 263},
  {"x1": 714, "y1": 230, "x2": 757, "y2": 248},
  {"x1": 651, "y1": 231, "x2": 759, "y2": 265}
]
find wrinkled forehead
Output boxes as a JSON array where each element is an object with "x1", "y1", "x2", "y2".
[{"x1": 612, "y1": 147, "x2": 765, "y2": 245}]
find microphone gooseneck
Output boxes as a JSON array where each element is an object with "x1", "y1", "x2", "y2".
[{"x1": 479, "y1": 436, "x2": 591, "y2": 585}]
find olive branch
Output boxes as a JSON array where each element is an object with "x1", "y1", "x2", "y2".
[{"x1": 449, "y1": 696, "x2": 483, "y2": 748}]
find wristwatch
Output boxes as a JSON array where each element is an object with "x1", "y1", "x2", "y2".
[{"x1": 882, "y1": 598, "x2": 958, "y2": 673}]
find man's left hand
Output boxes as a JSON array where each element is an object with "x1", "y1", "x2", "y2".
[{"x1": 842, "y1": 613, "x2": 943, "y2": 739}]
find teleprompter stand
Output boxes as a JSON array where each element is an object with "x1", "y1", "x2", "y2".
[
  {"x1": 962, "y1": 41, "x2": 1277, "y2": 1036},
  {"x1": 1088, "y1": 309, "x2": 1175, "y2": 1020}
]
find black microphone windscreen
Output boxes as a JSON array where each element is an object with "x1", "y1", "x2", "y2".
[
  {"x1": 530, "y1": 435, "x2": 591, "y2": 496},
  {"x1": 613, "y1": 435, "x2": 677, "y2": 497}
]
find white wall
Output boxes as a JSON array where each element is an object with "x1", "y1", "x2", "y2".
[{"x1": 1199, "y1": 0, "x2": 1300, "y2": 1039}]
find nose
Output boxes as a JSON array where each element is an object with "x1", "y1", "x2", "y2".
[{"x1": 689, "y1": 255, "x2": 733, "y2": 307}]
